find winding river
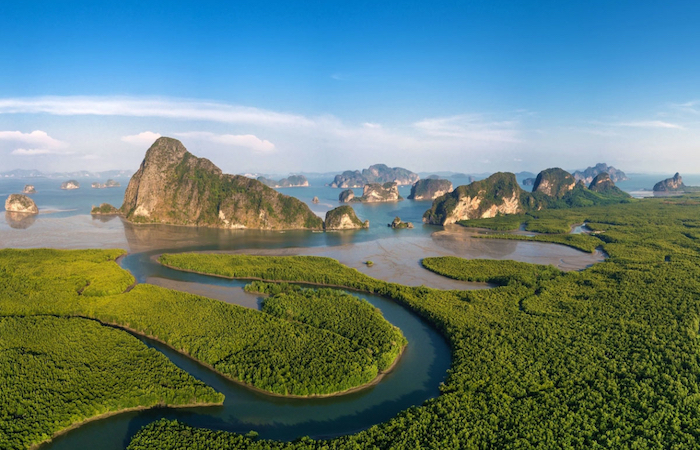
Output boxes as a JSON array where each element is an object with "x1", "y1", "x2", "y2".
[{"x1": 42, "y1": 249, "x2": 454, "y2": 449}]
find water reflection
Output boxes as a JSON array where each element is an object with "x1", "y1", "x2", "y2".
[{"x1": 4, "y1": 211, "x2": 37, "y2": 229}]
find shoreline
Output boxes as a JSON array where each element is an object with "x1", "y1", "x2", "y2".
[
  {"x1": 31, "y1": 400, "x2": 222, "y2": 450},
  {"x1": 97, "y1": 317, "x2": 408, "y2": 400}
]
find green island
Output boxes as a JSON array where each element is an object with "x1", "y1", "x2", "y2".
[{"x1": 125, "y1": 196, "x2": 700, "y2": 449}]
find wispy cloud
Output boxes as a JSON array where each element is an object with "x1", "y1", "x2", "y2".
[
  {"x1": 175, "y1": 131, "x2": 275, "y2": 152},
  {"x1": 614, "y1": 120, "x2": 684, "y2": 129},
  {"x1": 122, "y1": 131, "x2": 162, "y2": 146},
  {"x1": 0, "y1": 96, "x2": 314, "y2": 127},
  {"x1": 671, "y1": 100, "x2": 699, "y2": 115},
  {"x1": 413, "y1": 114, "x2": 521, "y2": 142}
]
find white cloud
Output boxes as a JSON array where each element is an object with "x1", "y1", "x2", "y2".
[
  {"x1": 0, "y1": 96, "x2": 313, "y2": 127},
  {"x1": 363, "y1": 122, "x2": 382, "y2": 129},
  {"x1": 121, "y1": 131, "x2": 162, "y2": 146},
  {"x1": 175, "y1": 131, "x2": 275, "y2": 152},
  {"x1": 0, "y1": 130, "x2": 67, "y2": 149},
  {"x1": 615, "y1": 120, "x2": 684, "y2": 129},
  {"x1": 0, "y1": 130, "x2": 69, "y2": 156}
]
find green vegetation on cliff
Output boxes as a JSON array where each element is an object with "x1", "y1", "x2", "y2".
[
  {"x1": 425, "y1": 169, "x2": 631, "y2": 226},
  {"x1": 91, "y1": 202, "x2": 121, "y2": 215},
  {"x1": 121, "y1": 137, "x2": 323, "y2": 230},
  {"x1": 324, "y1": 205, "x2": 368, "y2": 230},
  {"x1": 131, "y1": 197, "x2": 700, "y2": 449},
  {"x1": 423, "y1": 172, "x2": 524, "y2": 224}
]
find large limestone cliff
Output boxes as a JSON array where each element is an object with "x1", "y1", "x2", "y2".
[
  {"x1": 121, "y1": 137, "x2": 323, "y2": 230},
  {"x1": 423, "y1": 173, "x2": 524, "y2": 225},
  {"x1": 408, "y1": 179, "x2": 453, "y2": 200},
  {"x1": 5, "y1": 194, "x2": 39, "y2": 214}
]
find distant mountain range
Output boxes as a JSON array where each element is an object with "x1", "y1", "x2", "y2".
[{"x1": 0, "y1": 169, "x2": 134, "y2": 179}]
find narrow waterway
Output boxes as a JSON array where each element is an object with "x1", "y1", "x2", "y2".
[{"x1": 42, "y1": 252, "x2": 453, "y2": 449}]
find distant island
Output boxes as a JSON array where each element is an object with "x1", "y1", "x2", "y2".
[
  {"x1": 653, "y1": 173, "x2": 700, "y2": 193},
  {"x1": 408, "y1": 179, "x2": 453, "y2": 201},
  {"x1": 22, "y1": 185, "x2": 36, "y2": 194},
  {"x1": 257, "y1": 175, "x2": 309, "y2": 188},
  {"x1": 91, "y1": 179, "x2": 121, "y2": 189},
  {"x1": 330, "y1": 164, "x2": 419, "y2": 188},
  {"x1": 573, "y1": 163, "x2": 628, "y2": 184},
  {"x1": 0, "y1": 169, "x2": 133, "y2": 179},
  {"x1": 60, "y1": 180, "x2": 80, "y2": 190},
  {"x1": 424, "y1": 168, "x2": 630, "y2": 225},
  {"x1": 339, "y1": 182, "x2": 402, "y2": 203}
]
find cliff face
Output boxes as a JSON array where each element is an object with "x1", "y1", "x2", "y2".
[
  {"x1": 358, "y1": 182, "x2": 401, "y2": 202},
  {"x1": 330, "y1": 164, "x2": 419, "y2": 188},
  {"x1": 339, "y1": 189, "x2": 355, "y2": 203},
  {"x1": 573, "y1": 163, "x2": 628, "y2": 184},
  {"x1": 423, "y1": 173, "x2": 524, "y2": 225},
  {"x1": 5, "y1": 194, "x2": 38, "y2": 214},
  {"x1": 324, "y1": 205, "x2": 369, "y2": 230},
  {"x1": 532, "y1": 168, "x2": 576, "y2": 198},
  {"x1": 588, "y1": 173, "x2": 617, "y2": 193},
  {"x1": 653, "y1": 173, "x2": 685, "y2": 192},
  {"x1": 408, "y1": 179, "x2": 453, "y2": 200},
  {"x1": 121, "y1": 137, "x2": 323, "y2": 230}
]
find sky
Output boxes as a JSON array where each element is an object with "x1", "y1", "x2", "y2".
[{"x1": 0, "y1": 0, "x2": 699, "y2": 175}]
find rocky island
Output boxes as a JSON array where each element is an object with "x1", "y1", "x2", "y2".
[
  {"x1": 389, "y1": 217, "x2": 413, "y2": 229},
  {"x1": 651, "y1": 173, "x2": 698, "y2": 193},
  {"x1": 257, "y1": 175, "x2": 309, "y2": 188},
  {"x1": 91, "y1": 203, "x2": 121, "y2": 215},
  {"x1": 408, "y1": 179, "x2": 453, "y2": 200},
  {"x1": 5, "y1": 194, "x2": 39, "y2": 214},
  {"x1": 424, "y1": 168, "x2": 632, "y2": 225},
  {"x1": 339, "y1": 189, "x2": 355, "y2": 203},
  {"x1": 324, "y1": 205, "x2": 369, "y2": 230},
  {"x1": 91, "y1": 179, "x2": 121, "y2": 189},
  {"x1": 60, "y1": 180, "x2": 80, "y2": 190},
  {"x1": 117, "y1": 137, "x2": 323, "y2": 230},
  {"x1": 330, "y1": 164, "x2": 419, "y2": 188},
  {"x1": 22, "y1": 185, "x2": 36, "y2": 194},
  {"x1": 573, "y1": 163, "x2": 628, "y2": 184},
  {"x1": 423, "y1": 172, "x2": 524, "y2": 225}
]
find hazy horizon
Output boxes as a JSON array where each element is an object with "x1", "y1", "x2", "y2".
[{"x1": 1, "y1": 2, "x2": 698, "y2": 175}]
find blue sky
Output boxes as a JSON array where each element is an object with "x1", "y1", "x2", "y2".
[{"x1": 0, "y1": 0, "x2": 698, "y2": 174}]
